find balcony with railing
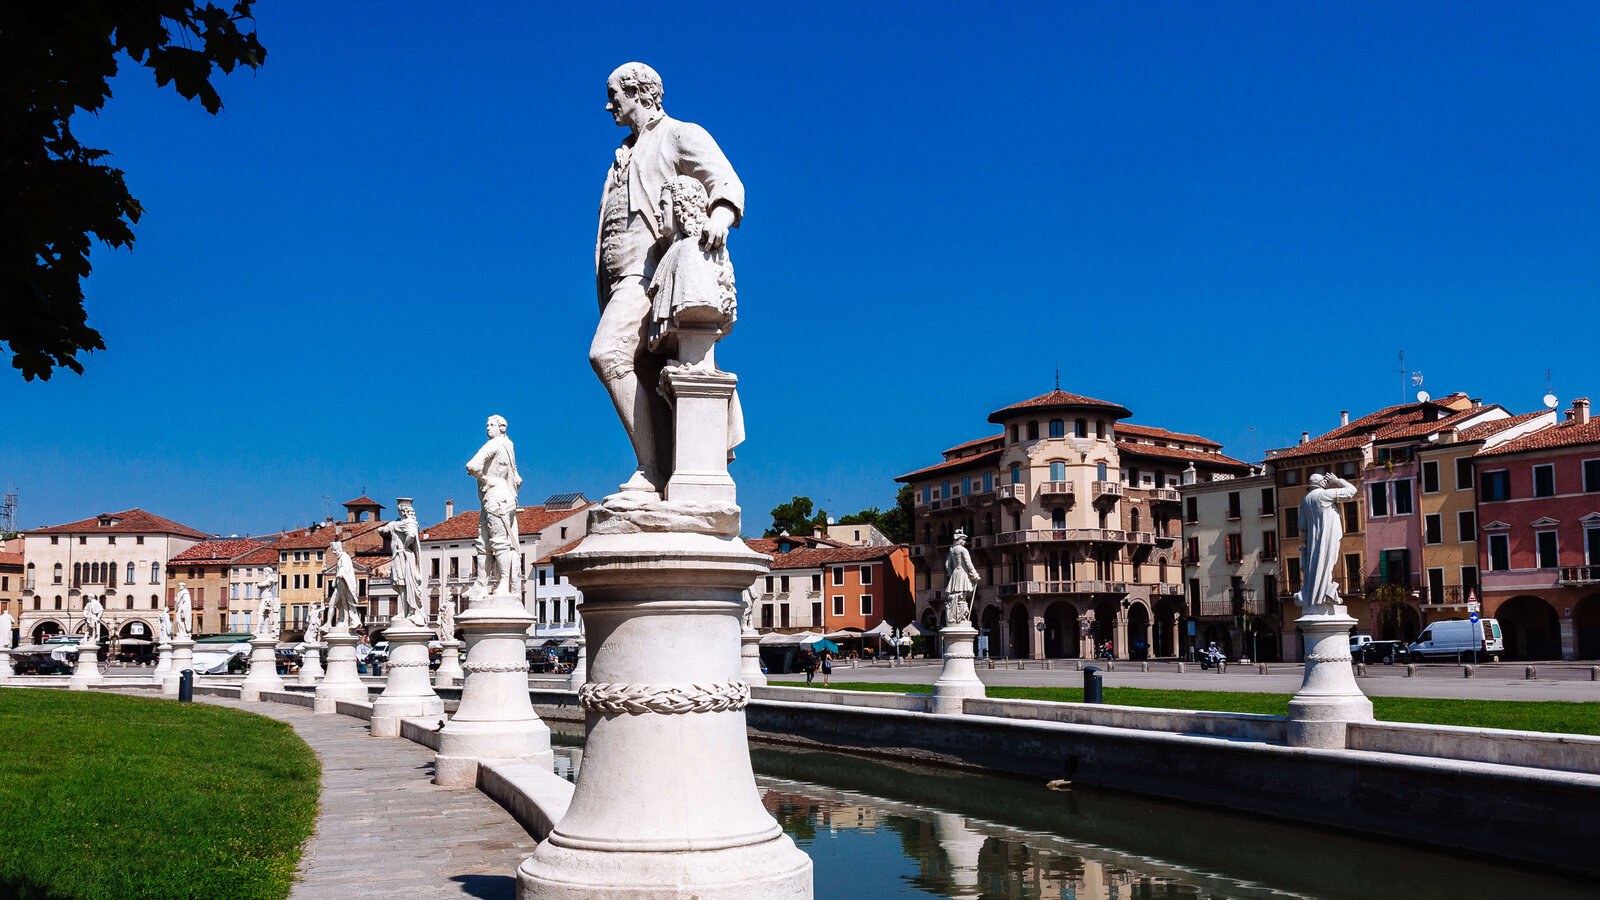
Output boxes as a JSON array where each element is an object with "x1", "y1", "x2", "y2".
[
  {"x1": 1126, "y1": 531, "x2": 1155, "y2": 546},
  {"x1": 1091, "y1": 481, "x2": 1123, "y2": 502},
  {"x1": 996, "y1": 528, "x2": 1126, "y2": 545},
  {"x1": 1129, "y1": 486, "x2": 1180, "y2": 503},
  {"x1": 997, "y1": 484, "x2": 1027, "y2": 504},
  {"x1": 1559, "y1": 566, "x2": 1600, "y2": 586},
  {"x1": 1038, "y1": 481, "x2": 1074, "y2": 499},
  {"x1": 1151, "y1": 583, "x2": 1185, "y2": 596},
  {"x1": 1258, "y1": 548, "x2": 1278, "y2": 561}
]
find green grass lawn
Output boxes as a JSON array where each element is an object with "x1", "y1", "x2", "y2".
[
  {"x1": 770, "y1": 681, "x2": 1600, "y2": 735},
  {"x1": 0, "y1": 689, "x2": 319, "y2": 900}
]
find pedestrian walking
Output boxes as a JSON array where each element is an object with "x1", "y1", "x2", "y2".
[{"x1": 802, "y1": 649, "x2": 817, "y2": 685}]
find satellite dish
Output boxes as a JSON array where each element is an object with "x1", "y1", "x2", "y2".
[
  {"x1": 1416, "y1": 390, "x2": 1430, "y2": 403},
  {"x1": 1544, "y1": 393, "x2": 1559, "y2": 409},
  {"x1": 826, "y1": 516, "x2": 835, "y2": 525}
]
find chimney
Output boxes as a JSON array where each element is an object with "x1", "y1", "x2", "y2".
[
  {"x1": 446, "y1": 499, "x2": 455, "y2": 519},
  {"x1": 1340, "y1": 410, "x2": 1349, "y2": 427},
  {"x1": 1471, "y1": 398, "x2": 1482, "y2": 409},
  {"x1": 813, "y1": 526, "x2": 824, "y2": 540},
  {"x1": 1439, "y1": 426, "x2": 1458, "y2": 444},
  {"x1": 1575, "y1": 398, "x2": 1591, "y2": 425},
  {"x1": 1300, "y1": 431, "x2": 1309, "y2": 445},
  {"x1": 1566, "y1": 407, "x2": 1576, "y2": 423}
]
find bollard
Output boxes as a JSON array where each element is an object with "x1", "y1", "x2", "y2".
[
  {"x1": 1525, "y1": 665, "x2": 1537, "y2": 680},
  {"x1": 1216, "y1": 661, "x2": 1225, "y2": 674},
  {"x1": 1463, "y1": 664, "x2": 1476, "y2": 678},
  {"x1": 1083, "y1": 665, "x2": 1103, "y2": 704},
  {"x1": 987, "y1": 658, "x2": 995, "y2": 669},
  {"x1": 1141, "y1": 661, "x2": 1150, "y2": 673},
  {"x1": 178, "y1": 669, "x2": 194, "y2": 703},
  {"x1": 1258, "y1": 663, "x2": 1269, "y2": 675},
  {"x1": 1045, "y1": 659, "x2": 1053, "y2": 671},
  {"x1": 1591, "y1": 666, "x2": 1600, "y2": 682},
  {"x1": 371, "y1": 658, "x2": 383, "y2": 677},
  {"x1": 1075, "y1": 661, "x2": 1083, "y2": 672},
  {"x1": 1175, "y1": 662, "x2": 1185, "y2": 674},
  {"x1": 1406, "y1": 664, "x2": 1416, "y2": 677},
  {"x1": 1354, "y1": 663, "x2": 1366, "y2": 677}
]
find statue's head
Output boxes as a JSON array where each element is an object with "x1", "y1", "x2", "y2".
[
  {"x1": 607, "y1": 62, "x2": 663, "y2": 127},
  {"x1": 486, "y1": 414, "x2": 507, "y2": 438},
  {"x1": 329, "y1": 540, "x2": 343, "y2": 556},
  {"x1": 397, "y1": 497, "x2": 416, "y2": 520},
  {"x1": 178, "y1": 581, "x2": 186, "y2": 589},
  {"x1": 659, "y1": 175, "x2": 709, "y2": 239},
  {"x1": 953, "y1": 529, "x2": 968, "y2": 545},
  {"x1": 1309, "y1": 473, "x2": 1329, "y2": 488}
]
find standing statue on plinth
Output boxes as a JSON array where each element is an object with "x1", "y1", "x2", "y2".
[
  {"x1": 326, "y1": 541, "x2": 363, "y2": 633},
  {"x1": 380, "y1": 497, "x2": 429, "y2": 625},
  {"x1": 81, "y1": 594, "x2": 104, "y2": 641},
  {"x1": 467, "y1": 416, "x2": 521, "y2": 596},
  {"x1": 1295, "y1": 473, "x2": 1359, "y2": 608},
  {"x1": 943, "y1": 531, "x2": 980, "y2": 625},
  {"x1": 0, "y1": 609, "x2": 14, "y2": 648},
  {"x1": 305, "y1": 599, "x2": 324, "y2": 644},
  {"x1": 437, "y1": 590, "x2": 457, "y2": 641},
  {"x1": 591, "y1": 61, "x2": 745, "y2": 497},
  {"x1": 174, "y1": 583, "x2": 193, "y2": 639},
  {"x1": 155, "y1": 606, "x2": 172, "y2": 644},
  {"x1": 255, "y1": 579, "x2": 280, "y2": 639},
  {"x1": 742, "y1": 580, "x2": 759, "y2": 631}
]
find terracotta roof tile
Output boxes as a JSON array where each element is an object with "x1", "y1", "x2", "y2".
[
  {"x1": 421, "y1": 504, "x2": 595, "y2": 542},
  {"x1": 0, "y1": 551, "x2": 22, "y2": 567},
  {"x1": 894, "y1": 448, "x2": 1003, "y2": 483},
  {"x1": 232, "y1": 544, "x2": 283, "y2": 566},
  {"x1": 170, "y1": 537, "x2": 272, "y2": 563},
  {"x1": 942, "y1": 434, "x2": 1005, "y2": 456},
  {"x1": 272, "y1": 519, "x2": 385, "y2": 550},
  {"x1": 987, "y1": 389, "x2": 1132, "y2": 423},
  {"x1": 1478, "y1": 412, "x2": 1600, "y2": 457},
  {"x1": 1114, "y1": 441, "x2": 1252, "y2": 470},
  {"x1": 27, "y1": 508, "x2": 211, "y2": 540},
  {"x1": 1116, "y1": 423, "x2": 1221, "y2": 448},
  {"x1": 745, "y1": 541, "x2": 905, "y2": 570},
  {"x1": 1272, "y1": 396, "x2": 1486, "y2": 461},
  {"x1": 534, "y1": 537, "x2": 587, "y2": 565},
  {"x1": 1451, "y1": 410, "x2": 1552, "y2": 444}
]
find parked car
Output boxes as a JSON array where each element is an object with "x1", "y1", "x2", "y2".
[
  {"x1": 1349, "y1": 634, "x2": 1373, "y2": 653},
  {"x1": 1356, "y1": 640, "x2": 1410, "y2": 664},
  {"x1": 1408, "y1": 619, "x2": 1503, "y2": 661}
]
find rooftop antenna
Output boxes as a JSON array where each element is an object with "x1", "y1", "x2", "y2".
[
  {"x1": 1393, "y1": 350, "x2": 1408, "y2": 401},
  {"x1": 1248, "y1": 426, "x2": 1256, "y2": 459},
  {"x1": 1543, "y1": 368, "x2": 1559, "y2": 410},
  {"x1": 1054, "y1": 363, "x2": 1060, "y2": 391},
  {"x1": 321, "y1": 494, "x2": 332, "y2": 521},
  {"x1": 0, "y1": 490, "x2": 16, "y2": 534},
  {"x1": 1414, "y1": 372, "x2": 1429, "y2": 404}
]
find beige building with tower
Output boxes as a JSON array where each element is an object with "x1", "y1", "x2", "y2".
[{"x1": 897, "y1": 390, "x2": 1250, "y2": 661}]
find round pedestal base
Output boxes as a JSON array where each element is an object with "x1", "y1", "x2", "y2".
[
  {"x1": 371, "y1": 623, "x2": 445, "y2": 738},
  {"x1": 162, "y1": 641, "x2": 195, "y2": 695},
  {"x1": 297, "y1": 645, "x2": 324, "y2": 685},
  {"x1": 434, "y1": 593, "x2": 551, "y2": 786},
  {"x1": 519, "y1": 833, "x2": 812, "y2": 900},
  {"x1": 314, "y1": 632, "x2": 369, "y2": 713},
  {"x1": 240, "y1": 636, "x2": 285, "y2": 701},
  {"x1": 1287, "y1": 606, "x2": 1374, "y2": 748},
  {"x1": 739, "y1": 629, "x2": 767, "y2": 686},
  {"x1": 932, "y1": 625, "x2": 984, "y2": 714},
  {"x1": 0, "y1": 649, "x2": 12, "y2": 684},
  {"x1": 434, "y1": 641, "x2": 464, "y2": 688},
  {"x1": 151, "y1": 643, "x2": 172, "y2": 684},
  {"x1": 68, "y1": 642, "x2": 104, "y2": 690}
]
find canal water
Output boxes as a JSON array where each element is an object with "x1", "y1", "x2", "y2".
[{"x1": 554, "y1": 742, "x2": 1593, "y2": 900}]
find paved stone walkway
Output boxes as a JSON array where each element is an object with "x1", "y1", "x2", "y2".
[{"x1": 201, "y1": 697, "x2": 538, "y2": 900}]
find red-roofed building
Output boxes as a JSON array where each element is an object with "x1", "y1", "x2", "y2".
[
  {"x1": 895, "y1": 389, "x2": 1247, "y2": 661},
  {"x1": 744, "y1": 537, "x2": 912, "y2": 635},
  {"x1": 1472, "y1": 398, "x2": 1600, "y2": 659},
  {"x1": 168, "y1": 537, "x2": 274, "y2": 633},
  {"x1": 20, "y1": 508, "x2": 209, "y2": 645}
]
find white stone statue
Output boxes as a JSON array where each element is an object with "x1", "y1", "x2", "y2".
[
  {"x1": 742, "y1": 580, "x2": 759, "y2": 631},
  {"x1": 1296, "y1": 473, "x2": 1359, "y2": 608},
  {"x1": 380, "y1": 497, "x2": 429, "y2": 626},
  {"x1": 436, "y1": 590, "x2": 457, "y2": 641},
  {"x1": 0, "y1": 610, "x2": 14, "y2": 648},
  {"x1": 326, "y1": 541, "x2": 363, "y2": 633},
  {"x1": 255, "y1": 579, "x2": 280, "y2": 639},
  {"x1": 305, "y1": 599, "x2": 324, "y2": 643},
  {"x1": 943, "y1": 531, "x2": 980, "y2": 625},
  {"x1": 649, "y1": 175, "x2": 737, "y2": 374},
  {"x1": 81, "y1": 594, "x2": 104, "y2": 642},
  {"x1": 592, "y1": 62, "x2": 745, "y2": 495},
  {"x1": 467, "y1": 416, "x2": 521, "y2": 595},
  {"x1": 155, "y1": 607, "x2": 173, "y2": 644},
  {"x1": 174, "y1": 582, "x2": 193, "y2": 639}
]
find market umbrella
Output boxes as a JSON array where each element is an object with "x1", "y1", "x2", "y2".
[{"x1": 805, "y1": 637, "x2": 841, "y2": 654}]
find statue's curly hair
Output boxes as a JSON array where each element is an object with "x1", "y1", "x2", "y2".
[
  {"x1": 665, "y1": 175, "x2": 709, "y2": 238},
  {"x1": 608, "y1": 62, "x2": 663, "y2": 108}
]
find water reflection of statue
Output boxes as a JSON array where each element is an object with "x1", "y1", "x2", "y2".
[
  {"x1": 943, "y1": 532, "x2": 980, "y2": 625},
  {"x1": 1296, "y1": 473, "x2": 1358, "y2": 608},
  {"x1": 380, "y1": 498, "x2": 429, "y2": 626}
]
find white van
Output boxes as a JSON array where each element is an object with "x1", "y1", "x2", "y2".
[{"x1": 1408, "y1": 619, "x2": 1503, "y2": 660}]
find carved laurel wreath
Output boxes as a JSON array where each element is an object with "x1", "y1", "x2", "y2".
[
  {"x1": 1305, "y1": 652, "x2": 1352, "y2": 664},
  {"x1": 462, "y1": 661, "x2": 530, "y2": 674},
  {"x1": 382, "y1": 660, "x2": 429, "y2": 669},
  {"x1": 579, "y1": 681, "x2": 750, "y2": 715}
]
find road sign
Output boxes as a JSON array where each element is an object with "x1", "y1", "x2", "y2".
[{"x1": 1470, "y1": 611, "x2": 1480, "y2": 624}]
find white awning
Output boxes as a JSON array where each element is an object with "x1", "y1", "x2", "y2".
[{"x1": 758, "y1": 631, "x2": 822, "y2": 645}]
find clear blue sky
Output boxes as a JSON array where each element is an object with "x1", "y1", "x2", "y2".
[{"x1": 5, "y1": 2, "x2": 1599, "y2": 536}]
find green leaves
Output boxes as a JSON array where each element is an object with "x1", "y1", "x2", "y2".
[{"x1": 0, "y1": 0, "x2": 267, "y2": 380}]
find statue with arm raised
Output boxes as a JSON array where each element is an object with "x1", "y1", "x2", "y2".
[
  {"x1": 379, "y1": 498, "x2": 429, "y2": 626},
  {"x1": 1296, "y1": 473, "x2": 1359, "y2": 608}
]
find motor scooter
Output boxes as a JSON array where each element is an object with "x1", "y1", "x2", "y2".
[{"x1": 1198, "y1": 647, "x2": 1226, "y2": 670}]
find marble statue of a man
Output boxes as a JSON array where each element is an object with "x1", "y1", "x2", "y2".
[
  {"x1": 81, "y1": 594, "x2": 104, "y2": 641},
  {"x1": 467, "y1": 416, "x2": 521, "y2": 595},
  {"x1": 742, "y1": 580, "x2": 759, "y2": 631},
  {"x1": 175, "y1": 583, "x2": 193, "y2": 639},
  {"x1": 305, "y1": 599, "x2": 324, "y2": 644},
  {"x1": 327, "y1": 541, "x2": 363, "y2": 633},
  {"x1": 379, "y1": 498, "x2": 429, "y2": 626},
  {"x1": 1296, "y1": 473, "x2": 1359, "y2": 607},
  {"x1": 256, "y1": 579, "x2": 280, "y2": 639},
  {"x1": 943, "y1": 532, "x2": 980, "y2": 625},
  {"x1": 437, "y1": 591, "x2": 457, "y2": 641},
  {"x1": 592, "y1": 61, "x2": 745, "y2": 494},
  {"x1": 155, "y1": 607, "x2": 173, "y2": 644},
  {"x1": 0, "y1": 609, "x2": 14, "y2": 649}
]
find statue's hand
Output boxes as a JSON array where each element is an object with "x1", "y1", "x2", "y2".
[{"x1": 700, "y1": 204, "x2": 736, "y2": 251}]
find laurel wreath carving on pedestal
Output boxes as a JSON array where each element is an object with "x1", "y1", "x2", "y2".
[
  {"x1": 462, "y1": 661, "x2": 530, "y2": 674},
  {"x1": 1305, "y1": 652, "x2": 1352, "y2": 664},
  {"x1": 382, "y1": 660, "x2": 429, "y2": 669},
  {"x1": 579, "y1": 680, "x2": 750, "y2": 714}
]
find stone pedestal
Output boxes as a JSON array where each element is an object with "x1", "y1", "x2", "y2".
[
  {"x1": 932, "y1": 624, "x2": 985, "y2": 715},
  {"x1": 371, "y1": 622, "x2": 445, "y2": 737},
  {"x1": 314, "y1": 631, "x2": 369, "y2": 713},
  {"x1": 518, "y1": 530, "x2": 812, "y2": 900},
  {"x1": 739, "y1": 626, "x2": 767, "y2": 686},
  {"x1": 435, "y1": 592, "x2": 551, "y2": 787},
  {"x1": 0, "y1": 647, "x2": 12, "y2": 684},
  {"x1": 296, "y1": 643, "x2": 324, "y2": 685},
  {"x1": 68, "y1": 639, "x2": 103, "y2": 690},
  {"x1": 662, "y1": 370, "x2": 738, "y2": 504},
  {"x1": 434, "y1": 639, "x2": 464, "y2": 688},
  {"x1": 1286, "y1": 606, "x2": 1373, "y2": 748},
  {"x1": 240, "y1": 634, "x2": 285, "y2": 701},
  {"x1": 162, "y1": 638, "x2": 194, "y2": 695},
  {"x1": 151, "y1": 641, "x2": 172, "y2": 684},
  {"x1": 569, "y1": 632, "x2": 587, "y2": 690}
]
